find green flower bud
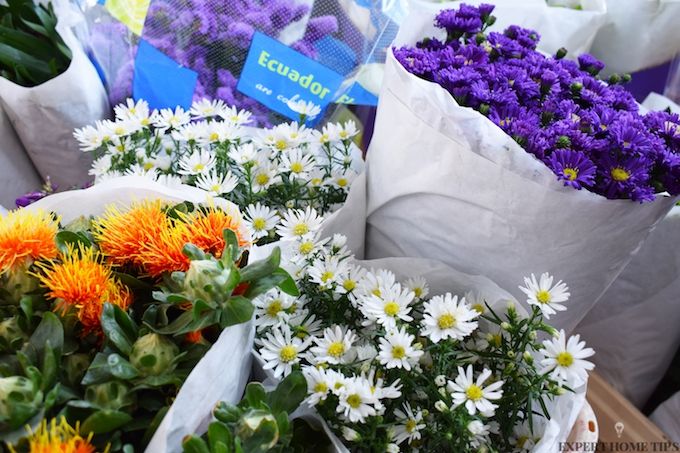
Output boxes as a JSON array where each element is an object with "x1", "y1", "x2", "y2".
[
  {"x1": 523, "y1": 351, "x2": 534, "y2": 365},
  {"x1": 64, "y1": 353, "x2": 92, "y2": 386},
  {"x1": 130, "y1": 333, "x2": 179, "y2": 377},
  {"x1": 500, "y1": 322, "x2": 511, "y2": 331},
  {"x1": 184, "y1": 259, "x2": 233, "y2": 303},
  {"x1": 3, "y1": 261, "x2": 39, "y2": 305},
  {"x1": 237, "y1": 410, "x2": 279, "y2": 449},
  {"x1": 0, "y1": 317, "x2": 27, "y2": 352},
  {"x1": 555, "y1": 47, "x2": 568, "y2": 59},
  {"x1": 0, "y1": 376, "x2": 42, "y2": 429},
  {"x1": 85, "y1": 381, "x2": 135, "y2": 410}
]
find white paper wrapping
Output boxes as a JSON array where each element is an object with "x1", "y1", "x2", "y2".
[
  {"x1": 651, "y1": 391, "x2": 680, "y2": 443},
  {"x1": 0, "y1": 103, "x2": 42, "y2": 208},
  {"x1": 589, "y1": 0, "x2": 680, "y2": 76},
  {"x1": 27, "y1": 176, "x2": 256, "y2": 452},
  {"x1": 250, "y1": 237, "x2": 587, "y2": 453},
  {"x1": 0, "y1": 2, "x2": 109, "y2": 190},
  {"x1": 409, "y1": 0, "x2": 607, "y2": 57},
  {"x1": 350, "y1": 11, "x2": 676, "y2": 334}
]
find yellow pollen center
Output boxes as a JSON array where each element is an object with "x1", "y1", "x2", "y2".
[
  {"x1": 328, "y1": 342, "x2": 345, "y2": 358},
  {"x1": 210, "y1": 184, "x2": 222, "y2": 193},
  {"x1": 144, "y1": 162, "x2": 154, "y2": 171},
  {"x1": 299, "y1": 241, "x2": 314, "y2": 254},
  {"x1": 343, "y1": 280, "x2": 356, "y2": 291},
  {"x1": 279, "y1": 345, "x2": 297, "y2": 362},
  {"x1": 384, "y1": 301, "x2": 400, "y2": 317},
  {"x1": 563, "y1": 168, "x2": 579, "y2": 181},
  {"x1": 275, "y1": 139, "x2": 287, "y2": 150},
  {"x1": 320, "y1": 271, "x2": 335, "y2": 283},
  {"x1": 465, "y1": 384, "x2": 483, "y2": 401},
  {"x1": 255, "y1": 173, "x2": 270, "y2": 185},
  {"x1": 266, "y1": 300, "x2": 283, "y2": 317},
  {"x1": 392, "y1": 345, "x2": 406, "y2": 359},
  {"x1": 346, "y1": 394, "x2": 362, "y2": 409},
  {"x1": 372, "y1": 288, "x2": 382, "y2": 297},
  {"x1": 623, "y1": 141, "x2": 631, "y2": 148},
  {"x1": 311, "y1": 177, "x2": 322, "y2": 186},
  {"x1": 517, "y1": 436, "x2": 529, "y2": 448},
  {"x1": 194, "y1": 163, "x2": 205, "y2": 172},
  {"x1": 438, "y1": 313, "x2": 456, "y2": 329},
  {"x1": 290, "y1": 162, "x2": 304, "y2": 173},
  {"x1": 536, "y1": 290, "x2": 551, "y2": 304},
  {"x1": 339, "y1": 131, "x2": 349, "y2": 139},
  {"x1": 337, "y1": 178, "x2": 348, "y2": 187},
  {"x1": 252, "y1": 218, "x2": 267, "y2": 231},
  {"x1": 611, "y1": 167, "x2": 630, "y2": 182},
  {"x1": 293, "y1": 224, "x2": 309, "y2": 236},
  {"x1": 473, "y1": 303, "x2": 485, "y2": 314},
  {"x1": 556, "y1": 351, "x2": 574, "y2": 367},
  {"x1": 314, "y1": 382, "x2": 328, "y2": 393},
  {"x1": 114, "y1": 127, "x2": 125, "y2": 135},
  {"x1": 413, "y1": 287, "x2": 423, "y2": 298},
  {"x1": 209, "y1": 132, "x2": 220, "y2": 141},
  {"x1": 406, "y1": 419, "x2": 418, "y2": 433},
  {"x1": 320, "y1": 134, "x2": 329, "y2": 142}
]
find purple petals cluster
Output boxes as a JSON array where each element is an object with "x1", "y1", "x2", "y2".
[{"x1": 394, "y1": 3, "x2": 680, "y2": 202}]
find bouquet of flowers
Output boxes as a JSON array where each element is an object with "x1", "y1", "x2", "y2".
[
  {"x1": 74, "y1": 98, "x2": 362, "y2": 244},
  {"x1": 247, "y1": 220, "x2": 595, "y2": 452},
  {"x1": 0, "y1": 179, "x2": 296, "y2": 452},
  {"x1": 337, "y1": 3, "x2": 677, "y2": 333}
]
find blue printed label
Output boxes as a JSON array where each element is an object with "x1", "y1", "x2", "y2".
[
  {"x1": 334, "y1": 82, "x2": 379, "y2": 106},
  {"x1": 237, "y1": 32, "x2": 345, "y2": 124}
]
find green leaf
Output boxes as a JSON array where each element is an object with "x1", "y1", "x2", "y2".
[
  {"x1": 150, "y1": 310, "x2": 194, "y2": 335},
  {"x1": 81, "y1": 410, "x2": 133, "y2": 434},
  {"x1": 220, "y1": 297, "x2": 254, "y2": 328},
  {"x1": 106, "y1": 354, "x2": 139, "y2": 380},
  {"x1": 266, "y1": 371, "x2": 306, "y2": 414},
  {"x1": 54, "y1": 230, "x2": 92, "y2": 254},
  {"x1": 273, "y1": 268, "x2": 299, "y2": 296},
  {"x1": 113, "y1": 272, "x2": 153, "y2": 290},
  {"x1": 242, "y1": 273, "x2": 288, "y2": 300},
  {"x1": 25, "y1": 312, "x2": 63, "y2": 365},
  {"x1": 182, "y1": 436, "x2": 211, "y2": 453},
  {"x1": 222, "y1": 228, "x2": 240, "y2": 263},
  {"x1": 183, "y1": 243, "x2": 208, "y2": 261},
  {"x1": 213, "y1": 402, "x2": 241, "y2": 424},
  {"x1": 101, "y1": 304, "x2": 138, "y2": 356},
  {"x1": 81, "y1": 353, "x2": 114, "y2": 385},
  {"x1": 244, "y1": 382, "x2": 267, "y2": 408},
  {"x1": 208, "y1": 421, "x2": 233, "y2": 451},
  {"x1": 239, "y1": 247, "x2": 281, "y2": 282},
  {"x1": 40, "y1": 340, "x2": 58, "y2": 391},
  {"x1": 142, "y1": 406, "x2": 169, "y2": 445},
  {"x1": 241, "y1": 418, "x2": 278, "y2": 453}
]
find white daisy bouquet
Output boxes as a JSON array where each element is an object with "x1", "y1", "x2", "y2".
[
  {"x1": 250, "y1": 214, "x2": 596, "y2": 452},
  {"x1": 74, "y1": 98, "x2": 361, "y2": 243}
]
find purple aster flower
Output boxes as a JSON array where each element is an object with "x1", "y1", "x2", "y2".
[
  {"x1": 598, "y1": 154, "x2": 653, "y2": 200},
  {"x1": 225, "y1": 22, "x2": 255, "y2": 49},
  {"x1": 435, "y1": 8, "x2": 483, "y2": 37},
  {"x1": 16, "y1": 178, "x2": 56, "y2": 208},
  {"x1": 547, "y1": 150, "x2": 596, "y2": 189},
  {"x1": 503, "y1": 25, "x2": 540, "y2": 50},
  {"x1": 577, "y1": 54, "x2": 605, "y2": 76},
  {"x1": 608, "y1": 117, "x2": 652, "y2": 155}
]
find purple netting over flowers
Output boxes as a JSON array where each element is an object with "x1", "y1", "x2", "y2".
[{"x1": 393, "y1": 3, "x2": 680, "y2": 202}]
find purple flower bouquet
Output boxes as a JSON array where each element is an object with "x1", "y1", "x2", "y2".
[{"x1": 340, "y1": 3, "x2": 678, "y2": 334}]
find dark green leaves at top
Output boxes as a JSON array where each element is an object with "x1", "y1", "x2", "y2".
[
  {"x1": 101, "y1": 303, "x2": 139, "y2": 356},
  {"x1": 265, "y1": 371, "x2": 306, "y2": 415},
  {"x1": 54, "y1": 230, "x2": 92, "y2": 255}
]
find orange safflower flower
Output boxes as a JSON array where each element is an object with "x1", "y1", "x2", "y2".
[
  {"x1": 9, "y1": 417, "x2": 107, "y2": 453},
  {"x1": 36, "y1": 245, "x2": 132, "y2": 337},
  {"x1": 178, "y1": 204, "x2": 251, "y2": 258},
  {"x1": 93, "y1": 200, "x2": 167, "y2": 267},
  {"x1": 0, "y1": 209, "x2": 59, "y2": 273},
  {"x1": 138, "y1": 221, "x2": 191, "y2": 278}
]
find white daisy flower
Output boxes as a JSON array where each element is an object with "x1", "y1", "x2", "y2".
[
  {"x1": 151, "y1": 152, "x2": 174, "y2": 171},
  {"x1": 244, "y1": 203, "x2": 279, "y2": 240},
  {"x1": 312, "y1": 123, "x2": 340, "y2": 146},
  {"x1": 342, "y1": 426, "x2": 360, "y2": 442},
  {"x1": 114, "y1": 98, "x2": 151, "y2": 126},
  {"x1": 307, "y1": 169, "x2": 326, "y2": 188},
  {"x1": 203, "y1": 121, "x2": 242, "y2": 143},
  {"x1": 510, "y1": 417, "x2": 545, "y2": 453},
  {"x1": 307, "y1": 255, "x2": 349, "y2": 290},
  {"x1": 377, "y1": 327, "x2": 423, "y2": 370},
  {"x1": 290, "y1": 233, "x2": 327, "y2": 263},
  {"x1": 364, "y1": 369, "x2": 402, "y2": 402},
  {"x1": 302, "y1": 366, "x2": 331, "y2": 406},
  {"x1": 467, "y1": 420, "x2": 491, "y2": 448},
  {"x1": 178, "y1": 149, "x2": 216, "y2": 175},
  {"x1": 337, "y1": 376, "x2": 378, "y2": 423},
  {"x1": 447, "y1": 365, "x2": 504, "y2": 416},
  {"x1": 104, "y1": 118, "x2": 141, "y2": 138},
  {"x1": 190, "y1": 98, "x2": 227, "y2": 119},
  {"x1": 276, "y1": 207, "x2": 324, "y2": 240},
  {"x1": 338, "y1": 120, "x2": 359, "y2": 140},
  {"x1": 393, "y1": 402, "x2": 425, "y2": 445},
  {"x1": 105, "y1": 136, "x2": 132, "y2": 155},
  {"x1": 220, "y1": 105, "x2": 253, "y2": 125},
  {"x1": 355, "y1": 343, "x2": 378, "y2": 362},
  {"x1": 404, "y1": 276, "x2": 429, "y2": 300},
  {"x1": 357, "y1": 269, "x2": 397, "y2": 300},
  {"x1": 258, "y1": 325, "x2": 311, "y2": 378},
  {"x1": 309, "y1": 325, "x2": 357, "y2": 365},
  {"x1": 251, "y1": 159, "x2": 281, "y2": 193},
  {"x1": 288, "y1": 309, "x2": 323, "y2": 339},
  {"x1": 386, "y1": 444, "x2": 399, "y2": 453},
  {"x1": 155, "y1": 174, "x2": 184, "y2": 188},
  {"x1": 228, "y1": 142, "x2": 258, "y2": 166},
  {"x1": 195, "y1": 170, "x2": 239, "y2": 195},
  {"x1": 253, "y1": 289, "x2": 296, "y2": 331},
  {"x1": 330, "y1": 169, "x2": 356, "y2": 190},
  {"x1": 287, "y1": 95, "x2": 322, "y2": 120},
  {"x1": 89, "y1": 155, "x2": 112, "y2": 177},
  {"x1": 279, "y1": 148, "x2": 316, "y2": 180},
  {"x1": 361, "y1": 283, "x2": 414, "y2": 330},
  {"x1": 518, "y1": 273, "x2": 570, "y2": 319},
  {"x1": 172, "y1": 122, "x2": 207, "y2": 143},
  {"x1": 326, "y1": 368, "x2": 349, "y2": 396},
  {"x1": 152, "y1": 106, "x2": 191, "y2": 130},
  {"x1": 124, "y1": 164, "x2": 158, "y2": 179},
  {"x1": 337, "y1": 264, "x2": 367, "y2": 299},
  {"x1": 539, "y1": 330, "x2": 594, "y2": 385},
  {"x1": 421, "y1": 294, "x2": 479, "y2": 343},
  {"x1": 465, "y1": 291, "x2": 487, "y2": 315},
  {"x1": 73, "y1": 124, "x2": 106, "y2": 151}
]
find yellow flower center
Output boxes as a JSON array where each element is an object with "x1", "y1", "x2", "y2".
[
  {"x1": 517, "y1": 436, "x2": 529, "y2": 448},
  {"x1": 193, "y1": 163, "x2": 205, "y2": 172},
  {"x1": 339, "y1": 131, "x2": 349, "y2": 139},
  {"x1": 490, "y1": 334, "x2": 502, "y2": 348},
  {"x1": 275, "y1": 139, "x2": 288, "y2": 150},
  {"x1": 311, "y1": 177, "x2": 322, "y2": 186},
  {"x1": 114, "y1": 126, "x2": 125, "y2": 135},
  {"x1": 623, "y1": 141, "x2": 631, "y2": 148},
  {"x1": 343, "y1": 279, "x2": 356, "y2": 291},
  {"x1": 279, "y1": 345, "x2": 297, "y2": 362},
  {"x1": 320, "y1": 133, "x2": 329, "y2": 143},
  {"x1": 437, "y1": 313, "x2": 456, "y2": 329},
  {"x1": 406, "y1": 419, "x2": 418, "y2": 433},
  {"x1": 252, "y1": 218, "x2": 267, "y2": 231},
  {"x1": 384, "y1": 301, "x2": 400, "y2": 317},
  {"x1": 320, "y1": 271, "x2": 334, "y2": 283},
  {"x1": 472, "y1": 303, "x2": 485, "y2": 314},
  {"x1": 611, "y1": 167, "x2": 630, "y2": 182},
  {"x1": 465, "y1": 384, "x2": 483, "y2": 401},
  {"x1": 255, "y1": 173, "x2": 270, "y2": 185},
  {"x1": 563, "y1": 168, "x2": 578, "y2": 181},
  {"x1": 346, "y1": 394, "x2": 362, "y2": 409},
  {"x1": 392, "y1": 345, "x2": 406, "y2": 359},
  {"x1": 328, "y1": 341, "x2": 345, "y2": 358},
  {"x1": 290, "y1": 162, "x2": 304, "y2": 173},
  {"x1": 372, "y1": 288, "x2": 382, "y2": 297},
  {"x1": 143, "y1": 162, "x2": 154, "y2": 171},
  {"x1": 556, "y1": 351, "x2": 574, "y2": 367},
  {"x1": 266, "y1": 300, "x2": 283, "y2": 317},
  {"x1": 141, "y1": 118, "x2": 150, "y2": 126},
  {"x1": 337, "y1": 178, "x2": 348, "y2": 187},
  {"x1": 413, "y1": 287, "x2": 423, "y2": 298},
  {"x1": 298, "y1": 241, "x2": 314, "y2": 255},
  {"x1": 210, "y1": 184, "x2": 222, "y2": 193},
  {"x1": 293, "y1": 223, "x2": 309, "y2": 236},
  {"x1": 209, "y1": 132, "x2": 220, "y2": 141},
  {"x1": 314, "y1": 382, "x2": 328, "y2": 393},
  {"x1": 536, "y1": 290, "x2": 551, "y2": 304}
]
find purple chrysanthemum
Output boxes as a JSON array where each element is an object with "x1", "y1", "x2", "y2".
[{"x1": 547, "y1": 150, "x2": 596, "y2": 189}]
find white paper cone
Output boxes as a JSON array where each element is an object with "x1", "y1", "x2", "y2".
[
  {"x1": 0, "y1": 23, "x2": 109, "y2": 189},
  {"x1": 651, "y1": 392, "x2": 680, "y2": 443}
]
